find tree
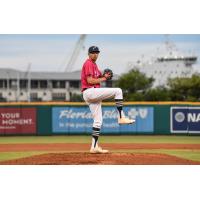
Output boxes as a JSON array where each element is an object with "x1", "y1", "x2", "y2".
[
  {"x1": 167, "y1": 74, "x2": 200, "y2": 101},
  {"x1": 116, "y1": 69, "x2": 154, "y2": 101},
  {"x1": 144, "y1": 86, "x2": 171, "y2": 101},
  {"x1": 70, "y1": 93, "x2": 84, "y2": 102},
  {"x1": 115, "y1": 70, "x2": 200, "y2": 102}
]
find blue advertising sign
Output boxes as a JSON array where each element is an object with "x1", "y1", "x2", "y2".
[
  {"x1": 171, "y1": 107, "x2": 200, "y2": 133},
  {"x1": 52, "y1": 106, "x2": 154, "y2": 134}
]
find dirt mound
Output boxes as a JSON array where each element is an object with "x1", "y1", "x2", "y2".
[{"x1": 1, "y1": 152, "x2": 200, "y2": 165}]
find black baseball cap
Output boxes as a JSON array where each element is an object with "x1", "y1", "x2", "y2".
[{"x1": 88, "y1": 46, "x2": 100, "y2": 53}]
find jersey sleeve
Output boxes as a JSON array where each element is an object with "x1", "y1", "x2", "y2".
[{"x1": 84, "y1": 61, "x2": 93, "y2": 77}]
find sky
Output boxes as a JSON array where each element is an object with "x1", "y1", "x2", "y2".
[{"x1": 0, "y1": 34, "x2": 200, "y2": 74}]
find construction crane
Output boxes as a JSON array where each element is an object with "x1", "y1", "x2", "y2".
[{"x1": 64, "y1": 34, "x2": 87, "y2": 72}]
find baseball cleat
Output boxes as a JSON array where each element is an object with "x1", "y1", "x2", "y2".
[
  {"x1": 118, "y1": 117, "x2": 135, "y2": 124},
  {"x1": 90, "y1": 146, "x2": 109, "y2": 154}
]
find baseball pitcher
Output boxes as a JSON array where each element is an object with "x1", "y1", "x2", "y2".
[{"x1": 81, "y1": 46, "x2": 135, "y2": 154}]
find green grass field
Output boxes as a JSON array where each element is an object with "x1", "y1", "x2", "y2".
[
  {"x1": 1, "y1": 135, "x2": 200, "y2": 144},
  {"x1": 0, "y1": 135, "x2": 200, "y2": 163}
]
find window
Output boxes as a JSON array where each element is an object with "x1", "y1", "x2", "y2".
[
  {"x1": 30, "y1": 93, "x2": 38, "y2": 98},
  {"x1": 40, "y1": 80, "x2": 47, "y2": 89},
  {"x1": 52, "y1": 81, "x2": 66, "y2": 88},
  {"x1": 0, "y1": 93, "x2": 5, "y2": 102},
  {"x1": 69, "y1": 81, "x2": 79, "y2": 88},
  {"x1": 30, "y1": 93, "x2": 41, "y2": 101},
  {"x1": 10, "y1": 80, "x2": 18, "y2": 89},
  {"x1": 52, "y1": 81, "x2": 59, "y2": 88},
  {"x1": 4, "y1": 81, "x2": 8, "y2": 88},
  {"x1": 0, "y1": 80, "x2": 3, "y2": 88},
  {"x1": 60, "y1": 81, "x2": 65, "y2": 88},
  {"x1": 20, "y1": 80, "x2": 27, "y2": 88},
  {"x1": 52, "y1": 93, "x2": 66, "y2": 101},
  {"x1": 31, "y1": 80, "x2": 38, "y2": 89}
]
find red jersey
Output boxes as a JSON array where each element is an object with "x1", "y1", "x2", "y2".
[{"x1": 81, "y1": 58, "x2": 102, "y2": 92}]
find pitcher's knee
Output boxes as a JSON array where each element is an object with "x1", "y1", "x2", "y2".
[
  {"x1": 115, "y1": 88, "x2": 123, "y2": 99},
  {"x1": 116, "y1": 88, "x2": 122, "y2": 93}
]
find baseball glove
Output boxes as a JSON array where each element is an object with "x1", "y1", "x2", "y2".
[{"x1": 103, "y1": 68, "x2": 113, "y2": 80}]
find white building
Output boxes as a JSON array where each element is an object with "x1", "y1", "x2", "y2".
[
  {"x1": 0, "y1": 68, "x2": 118, "y2": 102},
  {"x1": 128, "y1": 39, "x2": 198, "y2": 87}
]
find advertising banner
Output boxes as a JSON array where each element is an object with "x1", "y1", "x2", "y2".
[
  {"x1": 0, "y1": 108, "x2": 36, "y2": 134},
  {"x1": 52, "y1": 106, "x2": 154, "y2": 134},
  {"x1": 171, "y1": 107, "x2": 200, "y2": 133}
]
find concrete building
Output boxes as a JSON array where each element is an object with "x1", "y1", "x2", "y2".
[{"x1": 0, "y1": 68, "x2": 118, "y2": 102}]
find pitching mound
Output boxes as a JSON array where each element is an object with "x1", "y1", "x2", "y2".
[{"x1": 1, "y1": 152, "x2": 200, "y2": 165}]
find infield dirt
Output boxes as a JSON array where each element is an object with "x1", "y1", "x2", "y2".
[
  {"x1": 1, "y1": 152, "x2": 200, "y2": 165},
  {"x1": 0, "y1": 143, "x2": 200, "y2": 164}
]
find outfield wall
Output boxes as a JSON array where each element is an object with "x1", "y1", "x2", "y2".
[{"x1": 0, "y1": 102, "x2": 200, "y2": 135}]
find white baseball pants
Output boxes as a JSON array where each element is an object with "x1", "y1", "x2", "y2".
[{"x1": 83, "y1": 88, "x2": 123, "y2": 129}]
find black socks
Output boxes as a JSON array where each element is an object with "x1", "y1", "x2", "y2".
[
  {"x1": 92, "y1": 127, "x2": 100, "y2": 148},
  {"x1": 115, "y1": 99, "x2": 123, "y2": 118}
]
